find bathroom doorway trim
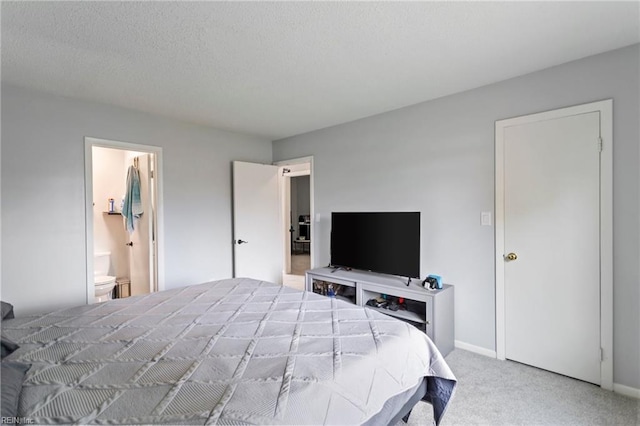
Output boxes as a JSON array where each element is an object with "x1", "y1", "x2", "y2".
[{"x1": 84, "y1": 137, "x2": 165, "y2": 305}]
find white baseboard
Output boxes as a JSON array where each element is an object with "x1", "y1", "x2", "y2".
[
  {"x1": 613, "y1": 383, "x2": 640, "y2": 399},
  {"x1": 454, "y1": 341, "x2": 638, "y2": 399},
  {"x1": 454, "y1": 340, "x2": 497, "y2": 358}
]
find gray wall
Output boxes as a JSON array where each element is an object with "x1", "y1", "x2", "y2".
[
  {"x1": 273, "y1": 44, "x2": 640, "y2": 389},
  {"x1": 1, "y1": 84, "x2": 272, "y2": 315},
  {"x1": 290, "y1": 177, "x2": 299, "y2": 240},
  {"x1": 296, "y1": 175, "x2": 311, "y2": 218},
  {"x1": 290, "y1": 175, "x2": 311, "y2": 240}
]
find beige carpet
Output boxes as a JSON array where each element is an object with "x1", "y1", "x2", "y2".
[{"x1": 404, "y1": 349, "x2": 639, "y2": 425}]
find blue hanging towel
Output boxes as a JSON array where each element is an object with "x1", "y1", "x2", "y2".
[{"x1": 122, "y1": 165, "x2": 143, "y2": 233}]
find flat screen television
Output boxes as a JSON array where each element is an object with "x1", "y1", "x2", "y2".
[{"x1": 330, "y1": 212, "x2": 420, "y2": 279}]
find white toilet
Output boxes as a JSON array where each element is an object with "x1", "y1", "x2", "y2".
[{"x1": 94, "y1": 252, "x2": 117, "y2": 302}]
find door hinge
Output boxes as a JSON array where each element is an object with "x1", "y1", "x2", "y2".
[
  {"x1": 150, "y1": 170, "x2": 154, "y2": 178},
  {"x1": 600, "y1": 347, "x2": 604, "y2": 361},
  {"x1": 597, "y1": 137, "x2": 603, "y2": 152}
]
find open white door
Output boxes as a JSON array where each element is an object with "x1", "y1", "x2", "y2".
[
  {"x1": 232, "y1": 161, "x2": 283, "y2": 283},
  {"x1": 128, "y1": 154, "x2": 154, "y2": 296}
]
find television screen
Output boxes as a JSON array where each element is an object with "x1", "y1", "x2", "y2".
[{"x1": 330, "y1": 212, "x2": 420, "y2": 278}]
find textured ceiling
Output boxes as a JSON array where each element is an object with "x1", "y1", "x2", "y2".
[{"x1": 2, "y1": 2, "x2": 639, "y2": 140}]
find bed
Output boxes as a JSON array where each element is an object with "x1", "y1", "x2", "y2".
[{"x1": 1, "y1": 278, "x2": 456, "y2": 425}]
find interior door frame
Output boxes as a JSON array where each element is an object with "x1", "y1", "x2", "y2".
[
  {"x1": 275, "y1": 156, "x2": 314, "y2": 273},
  {"x1": 495, "y1": 99, "x2": 613, "y2": 390},
  {"x1": 84, "y1": 137, "x2": 165, "y2": 304}
]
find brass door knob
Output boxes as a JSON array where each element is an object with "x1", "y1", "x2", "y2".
[{"x1": 505, "y1": 252, "x2": 518, "y2": 261}]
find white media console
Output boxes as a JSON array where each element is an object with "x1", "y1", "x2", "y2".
[{"x1": 305, "y1": 267, "x2": 454, "y2": 356}]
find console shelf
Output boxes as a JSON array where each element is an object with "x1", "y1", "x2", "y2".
[
  {"x1": 305, "y1": 267, "x2": 454, "y2": 356},
  {"x1": 365, "y1": 305, "x2": 426, "y2": 324}
]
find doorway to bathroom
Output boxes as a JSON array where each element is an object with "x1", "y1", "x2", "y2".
[{"x1": 84, "y1": 137, "x2": 164, "y2": 305}]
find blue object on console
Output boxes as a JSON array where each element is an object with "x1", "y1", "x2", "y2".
[{"x1": 427, "y1": 274, "x2": 443, "y2": 289}]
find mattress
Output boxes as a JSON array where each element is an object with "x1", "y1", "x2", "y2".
[{"x1": 3, "y1": 278, "x2": 456, "y2": 425}]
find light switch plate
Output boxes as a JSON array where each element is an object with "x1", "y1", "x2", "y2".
[{"x1": 481, "y1": 212, "x2": 492, "y2": 226}]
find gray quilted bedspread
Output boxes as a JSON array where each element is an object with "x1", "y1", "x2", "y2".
[{"x1": 3, "y1": 278, "x2": 456, "y2": 425}]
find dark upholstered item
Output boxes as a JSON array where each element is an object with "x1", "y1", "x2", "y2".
[
  {"x1": 1, "y1": 337, "x2": 19, "y2": 359},
  {"x1": 1, "y1": 362, "x2": 30, "y2": 417},
  {"x1": 1, "y1": 302, "x2": 19, "y2": 360},
  {"x1": 1, "y1": 302, "x2": 14, "y2": 320}
]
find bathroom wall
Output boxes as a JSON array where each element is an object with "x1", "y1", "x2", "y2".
[{"x1": 92, "y1": 147, "x2": 128, "y2": 279}]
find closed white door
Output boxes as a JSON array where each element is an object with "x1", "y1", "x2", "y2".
[
  {"x1": 232, "y1": 161, "x2": 283, "y2": 283},
  {"x1": 503, "y1": 112, "x2": 601, "y2": 384}
]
